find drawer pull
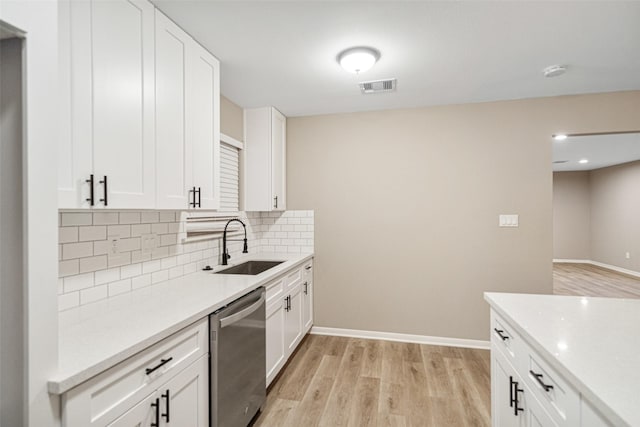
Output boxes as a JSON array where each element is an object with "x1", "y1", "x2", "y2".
[
  {"x1": 494, "y1": 328, "x2": 509, "y2": 341},
  {"x1": 305, "y1": 265, "x2": 312, "y2": 270},
  {"x1": 303, "y1": 282, "x2": 308, "y2": 295},
  {"x1": 145, "y1": 357, "x2": 173, "y2": 375},
  {"x1": 530, "y1": 370, "x2": 554, "y2": 392}
]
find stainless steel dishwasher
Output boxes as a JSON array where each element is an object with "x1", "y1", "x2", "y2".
[{"x1": 209, "y1": 287, "x2": 266, "y2": 427}]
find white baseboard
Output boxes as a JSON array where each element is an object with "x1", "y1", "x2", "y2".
[
  {"x1": 310, "y1": 326, "x2": 490, "y2": 350},
  {"x1": 554, "y1": 259, "x2": 640, "y2": 279},
  {"x1": 553, "y1": 259, "x2": 591, "y2": 263}
]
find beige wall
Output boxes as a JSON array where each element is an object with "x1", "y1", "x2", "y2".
[
  {"x1": 220, "y1": 95, "x2": 244, "y2": 141},
  {"x1": 590, "y1": 160, "x2": 640, "y2": 272},
  {"x1": 287, "y1": 91, "x2": 640, "y2": 341},
  {"x1": 552, "y1": 171, "x2": 591, "y2": 259}
]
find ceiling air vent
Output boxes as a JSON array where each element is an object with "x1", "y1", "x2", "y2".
[{"x1": 359, "y1": 78, "x2": 397, "y2": 94}]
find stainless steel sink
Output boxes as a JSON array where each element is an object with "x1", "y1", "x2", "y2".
[{"x1": 214, "y1": 260, "x2": 284, "y2": 275}]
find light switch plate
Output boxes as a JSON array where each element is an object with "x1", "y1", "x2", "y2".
[
  {"x1": 142, "y1": 233, "x2": 159, "y2": 254},
  {"x1": 499, "y1": 214, "x2": 519, "y2": 227}
]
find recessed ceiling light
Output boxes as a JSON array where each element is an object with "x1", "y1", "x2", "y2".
[
  {"x1": 337, "y1": 47, "x2": 380, "y2": 74},
  {"x1": 543, "y1": 64, "x2": 567, "y2": 78},
  {"x1": 553, "y1": 134, "x2": 568, "y2": 141},
  {"x1": 579, "y1": 159, "x2": 589, "y2": 164}
]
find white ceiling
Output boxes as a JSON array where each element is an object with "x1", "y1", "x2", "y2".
[
  {"x1": 153, "y1": 1, "x2": 640, "y2": 117},
  {"x1": 553, "y1": 133, "x2": 640, "y2": 172}
]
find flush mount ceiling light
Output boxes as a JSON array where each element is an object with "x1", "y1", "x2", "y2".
[
  {"x1": 337, "y1": 47, "x2": 380, "y2": 74},
  {"x1": 543, "y1": 64, "x2": 567, "y2": 78},
  {"x1": 553, "y1": 134, "x2": 568, "y2": 141}
]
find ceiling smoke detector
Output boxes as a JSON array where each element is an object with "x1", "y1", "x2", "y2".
[
  {"x1": 359, "y1": 78, "x2": 397, "y2": 94},
  {"x1": 543, "y1": 65, "x2": 567, "y2": 78}
]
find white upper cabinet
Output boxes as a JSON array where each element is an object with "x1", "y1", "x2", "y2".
[
  {"x1": 59, "y1": 0, "x2": 156, "y2": 209},
  {"x1": 155, "y1": 12, "x2": 220, "y2": 210},
  {"x1": 244, "y1": 107, "x2": 287, "y2": 212},
  {"x1": 59, "y1": 0, "x2": 220, "y2": 210},
  {"x1": 155, "y1": 11, "x2": 192, "y2": 209},
  {"x1": 189, "y1": 42, "x2": 221, "y2": 210}
]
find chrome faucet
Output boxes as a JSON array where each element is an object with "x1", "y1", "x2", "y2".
[{"x1": 222, "y1": 219, "x2": 248, "y2": 265}]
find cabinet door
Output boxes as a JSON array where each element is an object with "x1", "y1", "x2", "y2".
[
  {"x1": 155, "y1": 11, "x2": 192, "y2": 209},
  {"x1": 271, "y1": 108, "x2": 286, "y2": 211},
  {"x1": 59, "y1": 0, "x2": 94, "y2": 208},
  {"x1": 160, "y1": 355, "x2": 208, "y2": 427},
  {"x1": 91, "y1": 0, "x2": 155, "y2": 208},
  {"x1": 284, "y1": 283, "x2": 303, "y2": 357},
  {"x1": 492, "y1": 348, "x2": 524, "y2": 427},
  {"x1": 302, "y1": 264, "x2": 313, "y2": 333},
  {"x1": 189, "y1": 43, "x2": 220, "y2": 210},
  {"x1": 265, "y1": 297, "x2": 286, "y2": 386},
  {"x1": 107, "y1": 393, "x2": 157, "y2": 427}
]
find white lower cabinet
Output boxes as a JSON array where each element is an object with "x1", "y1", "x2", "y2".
[
  {"x1": 265, "y1": 260, "x2": 314, "y2": 386},
  {"x1": 63, "y1": 319, "x2": 208, "y2": 427},
  {"x1": 490, "y1": 310, "x2": 613, "y2": 427},
  {"x1": 302, "y1": 261, "x2": 313, "y2": 333},
  {"x1": 492, "y1": 345, "x2": 556, "y2": 427}
]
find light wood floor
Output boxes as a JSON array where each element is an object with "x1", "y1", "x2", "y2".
[
  {"x1": 553, "y1": 263, "x2": 640, "y2": 299},
  {"x1": 253, "y1": 334, "x2": 491, "y2": 427}
]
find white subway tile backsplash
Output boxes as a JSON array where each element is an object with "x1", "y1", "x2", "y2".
[
  {"x1": 159, "y1": 212, "x2": 175, "y2": 223},
  {"x1": 121, "y1": 263, "x2": 142, "y2": 279},
  {"x1": 59, "y1": 292, "x2": 80, "y2": 311},
  {"x1": 62, "y1": 242, "x2": 93, "y2": 260},
  {"x1": 141, "y1": 211, "x2": 160, "y2": 223},
  {"x1": 131, "y1": 223, "x2": 151, "y2": 237},
  {"x1": 151, "y1": 223, "x2": 168, "y2": 235},
  {"x1": 64, "y1": 272, "x2": 94, "y2": 293},
  {"x1": 95, "y1": 267, "x2": 120, "y2": 285},
  {"x1": 142, "y1": 259, "x2": 162, "y2": 274},
  {"x1": 79, "y1": 226, "x2": 107, "y2": 242},
  {"x1": 93, "y1": 212, "x2": 119, "y2": 225},
  {"x1": 57, "y1": 209, "x2": 313, "y2": 311},
  {"x1": 132, "y1": 274, "x2": 152, "y2": 290},
  {"x1": 59, "y1": 259, "x2": 80, "y2": 278},
  {"x1": 160, "y1": 234, "x2": 177, "y2": 247},
  {"x1": 61, "y1": 213, "x2": 92, "y2": 226},
  {"x1": 79, "y1": 255, "x2": 108, "y2": 273},
  {"x1": 80, "y1": 285, "x2": 107, "y2": 305},
  {"x1": 152, "y1": 269, "x2": 169, "y2": 284},
  {"x1": 119, "y1": 212, "x2": 141, "y2": 224},
  {"x1": 107, "y1": 224, "x2": 131, "y2": 239},
  {"x1": 108, "y1": 279, "x2": 132, "y2": 296},
  {"x1": 59, "y1": 227, "x2": 79, "y2": 243}
]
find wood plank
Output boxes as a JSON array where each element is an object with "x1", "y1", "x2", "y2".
[
  {"x1": 445, "y1": 357, "x2": 491, "y2": 427},
  {"x1": 554, "y1": 262, "x2": 640, "y2": 298},
  {"x1": 346, "y1": 376, "x2": 380, "y2": 427}
]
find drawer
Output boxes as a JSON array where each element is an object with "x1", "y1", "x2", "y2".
[
  {"x1": 284, "y1": 265, "x2": 303, "y2": 290},
  {"x1": 491, "y1": 310, "x2": 523, "y2": 363},
  {"x1": 523, "y1": 347, "x2": 580, "y2": 426},
  {"x1": 63, "y1": 318, "x2": 208, "y2": 427},
  {"x1": 266, "y1": 277, "x2": 285, "y2": 305}
]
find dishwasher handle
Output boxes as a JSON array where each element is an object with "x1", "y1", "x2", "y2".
[{"x1": 219, "y1": 292, "x2": 265, "y2": 328}]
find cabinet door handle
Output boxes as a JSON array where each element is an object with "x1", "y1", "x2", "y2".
[
  {"x1": 510, "y1": 376, "x2": 524, "y2": 416},
  {"x1": 197, "y1": 187, "x2": 201, "y2": 207},
  {"x1": 529, "y1": 370, "x2": 554, "y2": 392},
  {"x1": 303, "y1": 282, "x2": 308, "y2": 295},
  {"x1": 274, "y1": 195, "x2": 278, "y2": 209},
  {"x1": 189, "y1": 186, "x2": 197, "y2": 208},
  {"x1": 150, "y1": 397, "x2": 160, "y2": 427},
  {"x1": 99, "y1": 175, "x2": 108, "y2": 206},
  {"x1": 161, "y1": 389, "x2": 170, "y2": 422},
  {"x1": 85, "y1": 174, "x2": 95, "y2": 206},
  {"x1": 145, "y1": 357, "x2": 173, "y2": 375},
  {"x1": 494, "y1": 328, "x2": 509, "y2": 341}
]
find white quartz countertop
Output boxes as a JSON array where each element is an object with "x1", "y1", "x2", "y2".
[
  {"x1": 485, "y1": 292, "x2": 640, "y2": 427},
  {"x1": 50, "y1": 252, "x2": 313, "y2": 394}
]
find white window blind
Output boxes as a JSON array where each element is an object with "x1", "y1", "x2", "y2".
[{"x1": 220, "y1": 142, "x2": 240, "y2": 212}]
